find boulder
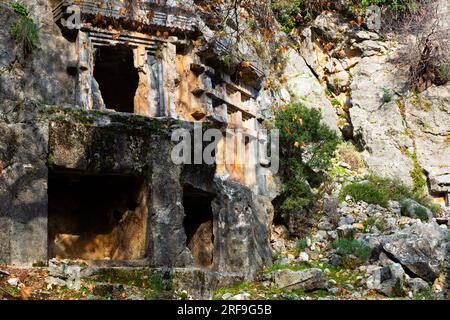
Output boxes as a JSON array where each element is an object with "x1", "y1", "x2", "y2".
[
  {"x1": 47, "y1": 259, "x2": 82, "y2": 290},
  {"x1": 367, "y1": 263, "x2": 406, "y2": 297},
  {"x1": 271, "y1": 268, "x2": 326, "y2": 292},
  {"x1": 408, "y1": 278, "x2": 430, "y2": 294},
  {"x1": 358, "y1": 234, "x2": 382, "y2": 261},
  {"x1": 318, "y1": 219, "x2": 334, "y2": 231},
  {"x1": 400, "y1": 199, "x2": 433, "y2": 221},
  {"x1": 381, "y1": 223, "x2": 448, "y2": 282}
]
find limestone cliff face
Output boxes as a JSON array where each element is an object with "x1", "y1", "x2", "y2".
[{"x1": 282, "y1": 2, "x2": 450, "y2": 207}]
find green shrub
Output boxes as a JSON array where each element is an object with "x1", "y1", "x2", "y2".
[
  {"x1": 381, "y1": 87, "x2": 393, "y2": 103},
  {"x1": 150, "y1": 274, "x2": 170, "y2": 292},
  {"x1": 10, "y1": 16, "x2": 39, "y2": 56},
  {"x1": 9, "y1": 2, "x2": 30, "y2": 16},
  {"x1": 271, "y1": 0, "x2": 305, "y2": 33},
  {"x1": 332, "y1": 238, "x2": 371, "y2": 262},
  {"x1": 413, "y1": 206, "x2": 429, "y2": 221},
  {"x1": 274, "y1": 103, "x2": 339, "y2": 212},
  {"x1": 330, "y1": 98, "x2": 341, "y2": 107},
  {"x1": 359, "y1": 0, "x2": 427, "y2": 12},
  {"x1": 271, "y1": 0, "x2": 428, "y2": 34},
  {"x1": 362, "y1": 216, "x2": 377, "y2": 231},
  {"x1": 410, "y1": 152, "x2": 427, "y2": 192},
  {"x1": 341, "y1": 173, "x2": 441, "y2": 214},
  {"x1": 438, "y1": 64, "x2": 450, "y2": 80},
  {"x1": 335, "y1": 141, "x2": 366, "y2": 172},
  {"x1": 400, "y1": 200, "x2": 431, "y2": 221},
  {"x1": 296, "y1": 238, "x2": 308, "y2": 251},
  {"x1": 339, "y1": 181, "x2": 390, "y2": 207}
]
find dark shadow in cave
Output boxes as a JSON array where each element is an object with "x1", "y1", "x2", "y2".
[
  {"x1": 48, "y1": 168, "x2": 147, "y2": 261},
  {"x1": 183, "y1": 184, "x2": 216, "y2": 268},
  {"x1": 93, "y1": 44, "x2": 139, "y2": 113}
]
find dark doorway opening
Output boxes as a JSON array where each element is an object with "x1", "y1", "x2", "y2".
[
  {"x1": 183, "y1": 185, "x2": 215, "y2": 268},
  {"x1": 48, "y1": 169, "x2": 148, "y2": 261},
  {"x1": 93, "y1": 44, "x2": 139, "y2": 113}
]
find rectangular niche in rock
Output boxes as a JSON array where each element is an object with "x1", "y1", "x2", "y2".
[
  {"x1": 48, "y1": 169, "x2": 148, "y2": 261},
  {"x1": 93, "y1": 44, "x2": 139, "y2": 113},
  {"x1": 183, "y1": 184, "x2": 216, "y2": 268}
]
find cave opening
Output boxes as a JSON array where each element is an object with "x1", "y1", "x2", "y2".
[
  {"x1": 48, "y1": 169, "x2": 148, "y2": 261},
  {"x1": 183, "y1": 184, "x2": 216, "y2": 268},
  {"x1": 93, "y1": 44, "x2": 139, "y2": 113}
]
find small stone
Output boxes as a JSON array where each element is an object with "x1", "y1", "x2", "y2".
[
  {"x1": 344, "y1": 284, "x2": 354, "y2": 290},
  {"x1": 323, "y1": 268, "x2": 331, "y2": 275},
  {"x1": 272, "y1": 239, "x2": 286, "y2": 254},
  {"x1": 7, "y1": 278, "x2": 19, "y2": 286},
  {"x1": 328, "y1": 279, "x2": 337, "y2": 285},
  {"x1": 298, "y1": 252, "x2": 309, "y2": 262},
  {"x1": 337, "y1": 224, "x2": 354, "y2": 238},
  {"x1": 314, "y1": 230, "x2": 328, "y2": 242},
  {"x1": 388, "y1": 200, "x2": 401, "y2": 216},
  {"x1": 0, "y1": 269, "x2": 10, "y2": 276},
  {"x1": 329, "y1": 253, "x2": 342, "y2": 266},
  {"x1": 274, "y1": 257, "x2": 290, "y2": 266},
  {"x1": 327, "y1": 230, "x2": 338, "y2": 241},
  {"x1": 281, "y1": 293, "x2": 299, "y2": 300},
  {"x1": 328, "y1": 287, "x2": 340, "y2": 295},
  {"x1": 339, "y1": 216, "x2": 355, "y2": 226},
  {"x1": 318, "y1": 220, "x2": 334, "y2": 231},
  {"x1": 222, "y1": 293, "x2": 233, "y2": 300},
  {"x1": 231, "y1": 292, "x2": 251, "y2": 300}
]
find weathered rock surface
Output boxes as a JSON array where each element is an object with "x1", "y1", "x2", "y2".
[
  {"x1": 0, "y1": 3, "x2": 75, "y2": 106},
  {"x1": 271, "y1": 268, "x2": 326, "y2": 292},
  {"x1": 292, "y1": 8, "x2": 450, "y2": 201},
  {"x1": 408, "y1": 277, "x2": 430, "y2": 294},
  {"x1": 284, "y1": 48, "x2": 339, "y2": 133},
  {"x1": 400, "y1": 199, "x2": 433, "y2": 221},
  {"x1": 46, "y1": 259, "x2": 81, "y2": 290},
  {"x1": 367, "y1": 263, "x2": 406, "y2": 297},
  {"x1": 404, "y1": 83, "x2": 450, "y2": 195},
  {"x1": 381, "y1": 223, "x2": 448, "y2": 282},
  {"x1": 349, "y1": 56, "x2": 414, "y2": 187}
]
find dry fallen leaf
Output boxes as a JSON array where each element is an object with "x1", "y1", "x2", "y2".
[{"x1": 20, "y1": 286, "x2": 32, "y2": 300}]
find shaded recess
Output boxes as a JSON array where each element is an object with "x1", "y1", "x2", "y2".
[
  {"x1": 183, "y1": 184, "x2": 216, "y2": 268},
  {"x1": 93, "y1": 44, "x2": 139, "y2": 113},
  {"x1": 48, "y1": 168, "x2": 148, "y2": 261}
]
